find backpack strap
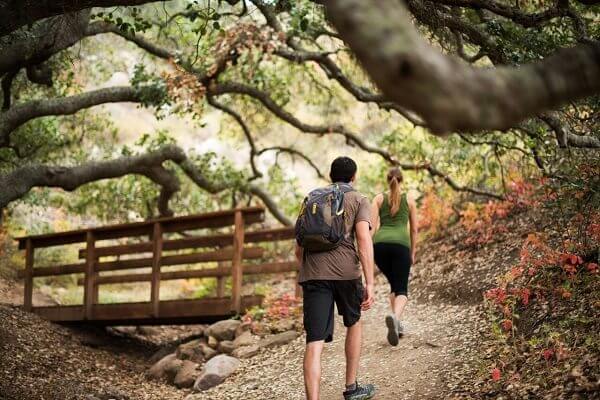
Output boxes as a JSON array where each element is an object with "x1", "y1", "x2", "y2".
[{"x1": 337, "y1": 182, "x2": 355, "y2": 193}]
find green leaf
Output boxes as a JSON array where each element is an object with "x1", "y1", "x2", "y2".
[{"x1": 300, "y1": 18, "x2": 308, "y2": 31}]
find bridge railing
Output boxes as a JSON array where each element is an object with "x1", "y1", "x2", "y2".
[{"x1": 16, "y1": 207, "x2": 299, "y2": 324}]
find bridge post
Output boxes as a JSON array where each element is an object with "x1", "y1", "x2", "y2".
[
  {"x1": 83, "y1": 231, "x2": 96, "y2": 319},
  {"x1": 150, "y1": 222, "x2": 163, "y2": 317},
  {"x1": 231, "y1": 210, "x2": 245, "y2": 313},
  {"x1": 23, "y1": 238, "x2": 34, "y2": 311}
]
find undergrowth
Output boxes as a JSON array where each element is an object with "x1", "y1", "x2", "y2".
[{"x1": 470, "y1": 162, "x2": 600, "y2": 399}]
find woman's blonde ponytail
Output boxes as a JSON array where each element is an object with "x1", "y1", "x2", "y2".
[{"x1": 387, "y1": 168, "x2": 403, "y2": 216}]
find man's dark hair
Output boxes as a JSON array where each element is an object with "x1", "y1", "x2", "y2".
[{"x1": 329, "y1": 156, "x2": 357, "y2": 183}]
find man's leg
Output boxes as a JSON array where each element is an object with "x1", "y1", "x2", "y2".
[
  {"x1": 304, "y1": 340, "x2": 325, "y2": 400},
  {"x1": 345, "y1": 320, "x2": 362, "y2": 386}
]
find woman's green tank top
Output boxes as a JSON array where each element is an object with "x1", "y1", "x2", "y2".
[{"x1": 373, "y1": 192, "x2": 410, "y2": 247}]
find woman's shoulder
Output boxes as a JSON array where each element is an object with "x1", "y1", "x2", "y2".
[{"x1": 372, "y1": 192, "x2": 385, "y2": 205}]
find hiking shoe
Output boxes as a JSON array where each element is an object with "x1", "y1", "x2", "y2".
[
  {"x1": 385, "y1": 314, "x2": 399, "y2": 346},
  {"x1": 343, "y1": 382, "x2": 376, "y2": 400},
  {"x1": 397, "y1": 320, "x2": 405, "y2": 338}
]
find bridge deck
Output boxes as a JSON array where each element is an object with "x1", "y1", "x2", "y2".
[{"x1": 34, "y1": 296, "x2": 264, "y2": 325}]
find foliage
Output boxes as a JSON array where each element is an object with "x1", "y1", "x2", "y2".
[
  {"x1": 475, "y1": 167, "x2": 600, "y2": 397},
  {"x1": 131, "y1": 63, "x2": 171, "y2": 112},
  {"x1": 481, "y1": 233, "x2": 599, "y2": 397},
  {"x1": 242, "y1": 292, "x2": 302, "y2": 326},
  {"x1": 417, "y1": 190, "x2": 455, "y2": 238},
  {"x1": 460, "y1": 177, "x2": 537, "y2": 247}
]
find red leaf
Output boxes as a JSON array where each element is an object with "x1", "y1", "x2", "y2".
[
  {"x1": 542, "y1": 348, "x2": 554, "y2": 361},
  {"x1": 501, "y1": 319, "x2": 513, "y2": 331},
  {"x1": 569, "y1": 254, "x2": 579, "y2": 265},
  {"x1": 520, "y1": 288, "x2": 531, "y2": 305},
  {"x1": 491, "y1": 368, "x2": 501, "y2": 382}
]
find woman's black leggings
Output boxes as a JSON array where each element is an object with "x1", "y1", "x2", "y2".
[{"x1": 374, "y1": 242, "x2": 412, "y2": 296}]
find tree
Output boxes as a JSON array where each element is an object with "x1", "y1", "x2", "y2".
[{"x1": 0, "y1": 0, "x2": 598, "y2": 225}]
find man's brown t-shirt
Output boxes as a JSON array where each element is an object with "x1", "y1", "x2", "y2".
[{"x1": 298, "y1": 189, "x2": 371, "y2": 282}]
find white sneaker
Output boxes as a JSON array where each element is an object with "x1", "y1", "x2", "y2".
[{"x1": 397, "y1": 320, "x2": 405, "y2": 338}]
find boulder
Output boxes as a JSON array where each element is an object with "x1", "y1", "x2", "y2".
[
  {"x1": 177, "y1": 339, "x2": 204, "y2": 363},
  {"x1": 217, "y1": 340, "x2": 235, "y2": 354},
  {"x1": 193, "y1": 355, "x2": 240, "y2": 391},
  {"x1": 174, "y1": 360, "x2": 200, "y2": 389},
  {"x1": 234, "y1": 321, "x2": 252, "y2": 338},
  {"x1": 200, "y1": 342, "x2": 218, "y2": 360},
  {"x1": 205, "y1": 319, "x2": 241, "y2": 341},
  {"x1": 271, "y1": 319, "x2": 295, "y2": 333},
  {"x1": 232, "y1": 344, "x2": 259, "y2": 359},
  {"x1": 149, "y1": 346, "x2": 176, "y2": 364},
  {"x1": 136, "y1": 326, "x2": 160, "y2": 336},
  {"x1": 147, "y1": 353, "x2": 183, "y2": 383},
  {"x1": 109, "y1": 326, "x2": 137, "y2": 336},
  {"x1": 258, "y1": 330, "x2": 299, "y2": 349},
  {"x1": 207, "y1": 335, "x2": 219, "y2": 349},
  {"x1": 232, "y1": 330, "x2": 256, "y2": 348}
]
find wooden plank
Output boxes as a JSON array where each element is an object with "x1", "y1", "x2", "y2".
[
  {"x1": 31, "y1": 295, "x2": 264, "y2": 324},
  {"x1": 231, "y1": 210, "x2": 245, "y2": 313},
  {"x1": 17, "y1": 207, "x2": 265, "y2": 249},
  {"x1": 150, "y1": 222, "x2": 163, "y2": 317},
  {"x1": 23, "y1": 238, "x2": 34, "y2": 311},
  {"x1": 92, "y1": 255, "x2": 100, "y2": 304},
  {"x1": 246, "y1": 227, "x2": 296, "y2": 243},
  {"x1": 18, "y1": 262, "x2": 85, "y2": 278},
  {"x1": 96, "y1": 247, "x2": 264, "y2": 272},
  {"x1": 217, "y1": 277, "x2": 225, "y2": 297},
  {"x1": 83, "y1": 231, "x2": 95, "y2": 320},
  {"x1": 78, "y1": 227, "x2": 295, "y2": 259},
  {"x1": 76, "y1": 261, "x2": 299, "y2": 286},
  {"x1": 21, "y1": 247, "x2": 265, "y2": 279}
]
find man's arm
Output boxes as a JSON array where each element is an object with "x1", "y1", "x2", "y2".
[
  {"x1": 295, "y1": 243, "x2": 303, "y2": 264},
  {"x1": 356, "y1": 220, "x2": 375, "y2": 310}
]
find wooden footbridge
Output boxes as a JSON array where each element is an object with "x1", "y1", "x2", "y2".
[{"x1": 17, "y1": 207, "x2": 299, "y2": 325}]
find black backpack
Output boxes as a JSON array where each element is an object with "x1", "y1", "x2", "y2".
[{"x1": 295, "y1": 183, "x2": 355, "y2": 252}]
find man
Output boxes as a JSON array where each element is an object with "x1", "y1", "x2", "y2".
[{"x1": 295, "y1": 156, "x2": 376, "y2": 400}]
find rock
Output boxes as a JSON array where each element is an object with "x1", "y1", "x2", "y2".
[
  {"x1": 174, "y1": 360, "x2": 200, "y2": 389},
  {"x1": 232, "y1": 330, "x2": 257, "y2": 348},
  {"x1": 109, "y1": 326, "x2": 137, "y2": 336},
  {"x1": 207, "y1": 335, "x2": 219, "y2": 349},
  {"x1": 232, "y1": 344, "x2": 260, "y2": 359},
  {"x1": 205, "y1": 319, "x2": 241, "y2": 341},
  {"x1": 258, "y1": 330, "x2": 299, "y2": 349},
  {"x1": 234, "y1": 321, "x2": 252, "y2": 338},
  {"x1": 200, "y1": 342, "x2": 218, "y2": 360},
  {"x1": 271, "y1": 319, "x2": 295, "y2": 333},
  {"x1": 177, "y1": 339, "x2": 205, "y2": 363},
  {"x1": 193, "y1": 355, "x2": 240, "y2": 391},
  {"x1": 137, "y1": 326, "x2": 160, "y2": 336},
  {"x1": 94, "y1": 386, "x2": 129, "y2": 400},
  {"x1": 147, "y1": 353, "x2": 183, "y2": 383},
  {"x1": 217, "y1": 340, "x2": 235, "y2": 354},
  {"x1": 149, "y1": 346, "x2": 176, "y2": 364}
]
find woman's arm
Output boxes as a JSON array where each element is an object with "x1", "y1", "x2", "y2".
[
  {"x1": 370, "y1": 193, "x2": 383, "y2": 237},
  {"x1": 407, "y1": 193, "x2": 418, "y2": 264}
]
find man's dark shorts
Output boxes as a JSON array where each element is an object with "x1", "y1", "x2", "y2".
[{"x1": 301, "y1": 279, "x2": 364, "y2": 343}]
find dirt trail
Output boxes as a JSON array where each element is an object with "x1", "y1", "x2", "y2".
[
  {"x1": 319, "y1": 286, "x2": 481, "y2": 400},
  {"x1": 193, "y1": 275, "x2": 483, "y2": 400}
]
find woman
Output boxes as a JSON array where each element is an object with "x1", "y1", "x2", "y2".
[{"x1": 371, "y1": 167, "x2": 418, "y2": 346}]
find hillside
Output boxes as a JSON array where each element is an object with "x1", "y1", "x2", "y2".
[{"x1": 1, "y1": 204, "x2": 598, "y2": 400}]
